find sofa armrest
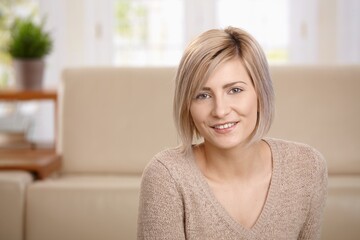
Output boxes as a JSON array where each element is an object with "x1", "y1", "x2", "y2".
[{"x1": 0, "y1": 171, "x2": 33, "y2": 240}]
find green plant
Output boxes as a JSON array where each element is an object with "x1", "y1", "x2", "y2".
[{"x1": 7, "y1": 17, "x2": 52, "y2": 59}]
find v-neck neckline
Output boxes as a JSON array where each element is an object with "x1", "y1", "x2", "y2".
[{"x1": 187, "y1": 138, "x2": 280, "y2": 236}]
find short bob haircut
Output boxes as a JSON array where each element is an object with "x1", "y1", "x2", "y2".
[{"x1": 173, "y1": 26, "x2": 274, "y2": 154}]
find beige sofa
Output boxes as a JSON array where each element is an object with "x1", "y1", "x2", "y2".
[
  {"x1": 0, "y1": 65, "x2": 359, "y2": 240},
  {"x1": 0, "y1": 171, "x2": 33, "y2": 240}
]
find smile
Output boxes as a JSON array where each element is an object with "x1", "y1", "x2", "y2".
[{"x1": 212, "y1": 122, "x2": 238, "y2": 130}]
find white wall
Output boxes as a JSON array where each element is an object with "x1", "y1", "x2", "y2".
[
  {"x1": 337, "y1": 0, "x2": 360, "y2": 63},
  {"x1": 39, "y1": 0, "x2": 113, "y2": 87},
  {"x1": 289, "y1": 0, "x2": 360, "y2": 64}
]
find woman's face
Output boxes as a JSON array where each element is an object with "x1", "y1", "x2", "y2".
[{"x1": 190, "y1": 58, "x2": 258, "y2": 150}]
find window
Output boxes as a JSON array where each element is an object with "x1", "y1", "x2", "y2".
[
  {"x1": 113, "y1": 0, "x2": 184, "y2": 66},
  {"x1": 216, "y1": 0, "x2": 289, "y2": 63},
  {"x1": 112, "y1": 0, "x2": 289, "y2": 65}
]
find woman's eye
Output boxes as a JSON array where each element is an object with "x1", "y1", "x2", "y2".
[
  {"x1": 229, "y1": 87, "x2": 242, "y2": 94},
  {"x1": 195, "y1": 93, "x2": 211, "y2": 100}
]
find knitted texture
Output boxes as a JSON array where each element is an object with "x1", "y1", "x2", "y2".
[{"x1": 137, "y1": 138, "x2": 327, "y2": 240}]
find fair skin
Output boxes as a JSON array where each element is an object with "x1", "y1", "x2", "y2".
[{"x1": 190, "y1": 57, "x2": 272, "y2": 229}]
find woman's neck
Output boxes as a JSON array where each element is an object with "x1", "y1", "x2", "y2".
[{"x1": 195, "y1": 140, "x2": 271, "y2": 184}]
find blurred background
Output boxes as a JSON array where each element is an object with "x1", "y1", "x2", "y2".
[{"x1": 0, "y1": 0, "x2": 359, "y2": 145}]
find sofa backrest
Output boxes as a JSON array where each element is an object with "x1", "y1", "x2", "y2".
[
  {"x1": 268, "y1": 65, "x2": 360, "y2": 175},
  {"x1": 59, "y1": 67, "x2": 178, "y2": 174}
]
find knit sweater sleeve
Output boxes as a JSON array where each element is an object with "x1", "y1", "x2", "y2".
[
  {"x1": 137, "y1": 157, "x2": 185, "y2": 240},
  {"x1": 298, "y1": 149, "x2": 328, "y2": 240}
]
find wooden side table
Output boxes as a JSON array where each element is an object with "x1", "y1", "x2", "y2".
[
  {"x1": 0, "y1": 148, "x2": 61, "y2": 179},
  {"x1": 0, "y1": 89, "x2": 61, "y2": 179}
]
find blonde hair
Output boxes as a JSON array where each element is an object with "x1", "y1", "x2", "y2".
[{"x1": 173, "y1": 26, "x2": 274, "y2": 154}]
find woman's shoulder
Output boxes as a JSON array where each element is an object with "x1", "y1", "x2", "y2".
[
  {"x1": 150, "y1": 146, "x2": 188, "y2": 168},
  {"x1": 266, "y1": 138, "x2": 327, "y2": 192},
  {"x1": 265, "y1": 137, "x2": 324, "y2": 157},
  {"x1": 265, "y1": 137, "x2": 327, "y2": 172},
  {"x1": 152, "y1": 146, "x2": 184, "y2": 160},
  {"x1": 142, "y1": 147, "x2": 189, "y2": 180}
]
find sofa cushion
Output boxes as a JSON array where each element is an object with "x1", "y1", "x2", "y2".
[
  {"x1": 26, "y1": 175, "x2": 140, "y2": 240},
  {"x1": 268, "y1": 65, "x2": 360, "y2": 174},
  {"x1": 59, "y1": 67, "x2": 178, "y2": 174},
  {"x1": 321, "y1": 176, "x2": 360, "y2": 240}
]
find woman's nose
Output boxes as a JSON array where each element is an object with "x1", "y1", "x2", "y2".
[{"x1": 211, "y1": 96, "x2": 231, "y2": 118}]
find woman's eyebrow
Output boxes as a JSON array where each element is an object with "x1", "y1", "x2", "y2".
[
  {"x1": 223, "y1": 81, "x2": 247, "y2": 89},
  {"x1": 201, "y1": 81, "x2": 247, "y2": 91}
]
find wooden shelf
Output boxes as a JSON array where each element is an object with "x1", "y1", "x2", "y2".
[
  {"x1": 0, "y1": 89, "x2": 57, "y2": 101},
  {"x1": 0, "y1": 89, "x2": 61, "y2": 179}
]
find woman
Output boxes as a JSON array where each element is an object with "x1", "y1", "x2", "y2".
[{"x1": 137, "y1": 27, "x2": 327, "y2": 240}]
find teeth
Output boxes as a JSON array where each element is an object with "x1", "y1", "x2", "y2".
[{"x1": 214, "y1": 122, "x2": 236, "y2": 129}]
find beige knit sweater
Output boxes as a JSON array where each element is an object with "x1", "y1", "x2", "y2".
[{"x1": 137, "y1": 138, "x2": 327, "y2": 240}]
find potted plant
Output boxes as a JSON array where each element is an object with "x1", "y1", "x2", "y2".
[{"x1": 7, "y1": 17, "x2": 52, "y2": 90}]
